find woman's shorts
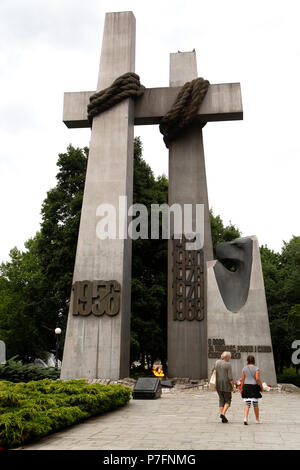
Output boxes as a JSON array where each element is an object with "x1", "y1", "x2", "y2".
[
  {"x1": 217, "y1": 390, "x2": 232, "y2": 407},
  {"x1": 244, "y1": 399, "x2": 259, "y2": 407}
]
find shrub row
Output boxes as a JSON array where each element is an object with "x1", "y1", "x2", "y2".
[
  {"x1": 0, "y1": 358, "x2": 60, "y2": 382},
  {"x1": 0, "y1": 379, "x2": 131, "y2": 448},
  {"x1": 277, "y1": 373, "x2": 300, "y2": 388}
]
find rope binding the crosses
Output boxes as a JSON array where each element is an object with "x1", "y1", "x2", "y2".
[
  {"x1": 87, "y1": 72, "x2": 210, "y2": 148},
  {"x1": 87, "y1": 72, "x2": 145, "y2": 125},
  {"x1": 159, "y1": 77, "x2": 210, "y2": 148}
]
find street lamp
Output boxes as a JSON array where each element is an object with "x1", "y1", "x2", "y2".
[{"x1": 55, "y1": 328, "x2": 62, "y2": 369}]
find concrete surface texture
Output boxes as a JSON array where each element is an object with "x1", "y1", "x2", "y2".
[
  {"x1": 60, "y1": 12, "x2": 136, "y2": 380},
  {"x1": 167, "y1": 51, "x2": 214, "y2": 380},
  {"x1": 207, "y1": 235, "x2": 277, "y2": 386},
  {"x1": 63, "y1": 82, "x2": 243, "y2": 128},
  {"x1": 214, "y1": 237, "x2": 253, "y2": 313},
  {"x1": 20, "y1": 388, "x2": 300, "y2": 450}
]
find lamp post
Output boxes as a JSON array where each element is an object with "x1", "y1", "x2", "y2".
[{"x1": 55, "y1": 327, "x2": 61, "y2": 369}]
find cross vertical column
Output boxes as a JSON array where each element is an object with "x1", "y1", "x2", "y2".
[
  {"x1": 167, "y1": 51, "x2": 214, "y2": 379},
  {"x1": 61, "y1": 12, "x2": 136, "y2": 380}
]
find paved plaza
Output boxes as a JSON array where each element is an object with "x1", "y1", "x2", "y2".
[{"x1": 21, "y1": 387, "x2": 300, "y2": 450}]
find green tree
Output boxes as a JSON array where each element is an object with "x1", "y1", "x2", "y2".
[
  {"x1": 210, "y1": 210, "x2": 240, "y2": 256},
  {"x1": 131, "y1": 138, "x2": 168, "y2": 369},
  {"x1": 280, "y1": 237, "x2": 300, "y2": 371},
  {"x1": 260, "y1": 237, "x2": 300, "y2": 372},
  {"x1": 0, "y1": 238, "x2": 57, "y2": 361},
  {"x1": 0, "y1": 145, "x2": 88, "y2": 361},
  {"x1": 260, "y1": 245, "x2": 286, "y2": 372},
  {"x1": 260, "y1": 245, "x2": 283, "y2": 317},
  {"x1": 281, "y1": 236, "x2": 300, "y2": 307},
  {"x1": 37, "y1": 145, "x2": 89, "y2": 323}
]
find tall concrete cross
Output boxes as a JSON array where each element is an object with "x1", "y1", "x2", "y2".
[{"x1": 61, "y1": 11, "x2": 243, "y2": 380}]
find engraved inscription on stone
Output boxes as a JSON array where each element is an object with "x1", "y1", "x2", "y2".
[
  {"x1": 207, "y1": 338, "x2": 273, "y2": 359},
  {"x1": 72, "y1": 280, "x2": 121, "y2": 317},
  {"x1": 172, "y1": 236, "x2": 204, "y2": 321},
  {"x1": 134, "y1": 378, "x2": 159, "y2": 391}
]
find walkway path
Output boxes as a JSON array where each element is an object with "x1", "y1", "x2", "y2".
[{"x1": 21, "y1": 388, "x2": 300, "y2": 450}]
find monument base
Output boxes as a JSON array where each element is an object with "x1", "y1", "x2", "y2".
[{"x1": 207, "y1": 236, "x2": 277, "y2": 386}]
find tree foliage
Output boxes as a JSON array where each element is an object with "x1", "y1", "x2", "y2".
[
  {"x1": 37, "y1": 145, "x2": 89, "y2": 320},
  {"x1": 210, "y1": 211, "x2": 240, "y2": 257},
  {"x1": 0, "y1": 145, "x2": 88, "y2": 362},
  {"x1": 130, "y1": 138, "x2": 168, "y2": 368},
  {"x1": 0, "y1": 238, "x2": 56, "y2": 361},
  {"x1": 261, "y1": 236, "x2": 300, "y2": 372}
]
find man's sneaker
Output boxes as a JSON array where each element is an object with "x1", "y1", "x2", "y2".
[{"x1": 220, "y1": 414, "x2": 228, "y2": 423}]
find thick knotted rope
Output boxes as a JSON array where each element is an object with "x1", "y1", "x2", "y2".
[
  {"x1": 159, "y1": 77, "x2": 210, "y2": 148},
  {"x1": 87, "y1": 72, "x2": 210, "y2": 148},
  {"x1": 87, "y1": 72, "x2": 145, "y2": 125}
]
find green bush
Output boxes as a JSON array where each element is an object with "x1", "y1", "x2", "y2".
[
  {"x1": 277, "y1": 367, "x2": 300, "y2": 388},
  {"x1": 0, "y1": 379, "x2": 131, "y2": 448},
  {"x1": 0, "y1": 358, "x2": 60, "y2": 382}
]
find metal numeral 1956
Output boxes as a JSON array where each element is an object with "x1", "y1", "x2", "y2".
[{"x1": 72, "y1": 280, "x2": 121, "y2": 317}]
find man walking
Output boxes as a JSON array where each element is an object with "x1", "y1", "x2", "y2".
[{"x1": 214, "y1": 351, "x2": 236, "y2": 423}]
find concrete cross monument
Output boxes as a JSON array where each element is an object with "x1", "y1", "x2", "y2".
[{"x1": 61, "y1": 11, "x2": 243, "y2": 380}]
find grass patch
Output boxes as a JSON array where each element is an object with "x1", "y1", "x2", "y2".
[{"x1": 0, "y1": 379, "x2": 131, "y2": 449}]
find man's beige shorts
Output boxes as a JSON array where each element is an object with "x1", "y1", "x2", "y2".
[{"x1": 217, "y1": 390, "x2": 232, "y2": 407}]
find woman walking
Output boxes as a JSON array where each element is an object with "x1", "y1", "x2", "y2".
[
  {"x1": 214, "y1": 351, "x2": 236, "y2": 423},
  {"x1": 240, "y1": 355, "x2": 263, "y2": 425}
]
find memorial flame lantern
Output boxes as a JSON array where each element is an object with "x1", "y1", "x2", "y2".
[{"x1": 152, "y1": 364, "x2": 164, "y2": 377}]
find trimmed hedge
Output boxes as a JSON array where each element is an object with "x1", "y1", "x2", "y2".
[
  {"x1": 277, "y1": 373, "x2": 300, "y2": 388},
  {"x1": 0, "y1": 358, "x2": 60, "y2": 382},
  {"x1": 0, "y1": 379, "x2": 131, "y2": 448}
]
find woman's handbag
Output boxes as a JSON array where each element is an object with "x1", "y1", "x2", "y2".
[{"x1": 209, "y1": 369, "x2": 217, "y2": 391}]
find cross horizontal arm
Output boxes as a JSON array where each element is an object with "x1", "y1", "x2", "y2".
[{"x1": 63, "y1": 83, "x2": 243, "y2": 129}]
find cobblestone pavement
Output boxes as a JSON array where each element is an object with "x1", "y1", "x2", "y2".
[{"x1": 20, "y1": 388, "x2": 300, "y2": 450}]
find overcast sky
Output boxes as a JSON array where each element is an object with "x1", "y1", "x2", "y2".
[{"x1": 0, "y1": 0, "x2": 299, "y2": 262}]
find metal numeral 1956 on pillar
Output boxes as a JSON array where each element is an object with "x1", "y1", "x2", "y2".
[{"x1": 72, "y1": 280, "x2": 121, "y2": 317}]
